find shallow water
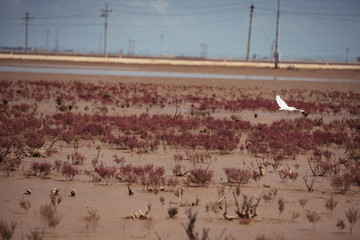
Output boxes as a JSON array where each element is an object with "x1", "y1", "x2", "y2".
[{"x1": 0, "y1": 64, "x2": 356, "y2": 83}]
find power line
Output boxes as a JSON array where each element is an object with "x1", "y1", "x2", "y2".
[{"x1": 110, "y1": 14, "x2": 248, "y2": 28}]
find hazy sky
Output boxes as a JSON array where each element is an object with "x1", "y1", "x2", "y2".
[{"x1": 0, "y1": 0, "x2": 359, "y2": 61}]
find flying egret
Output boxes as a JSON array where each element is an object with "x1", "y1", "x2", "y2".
[{"x1": 276, "y1": 95, "x2": 308, "y2": 117}]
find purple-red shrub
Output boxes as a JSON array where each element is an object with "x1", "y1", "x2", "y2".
[
  {"x1": 96, "y1": 162, "x2": 118, "y2": 185},
  {"x1": 312, "y1": 130, "x2": 348, "y2": 146},
  {"x1": 67, "y1": 151, "x2": 86, "y2": 165},
  {"x1": 29, "y1": 161, "x2": 53, "y2": 178},
  {"x1": 308, "y1": 149, "x2": 339, "y2": 176},
  {"x1": 330, "y1": 173, "x2": 354, "y2": 193},
  {"x1": 61, "y1": 162, "x2": 79, "y2": 181},
  {"x1": 278, "y1": 168, "x2": 299, "y2": 183},
  {"x1": 0, "y1": 157, "x2": 22, "y2": 176},
  {"x1": 223, "y1": 167, "x2": 252, "y2": 184},
  {"x1": 187, "y1": 168, "x2": 214, "y2": 186},
  {"x1": 118, "y1": 164, "x2": 138, "y2": 184}
]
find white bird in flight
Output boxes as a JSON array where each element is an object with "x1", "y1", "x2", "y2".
[{"x1": 276, "y1": 95, "x2": 308, "y2": 117}]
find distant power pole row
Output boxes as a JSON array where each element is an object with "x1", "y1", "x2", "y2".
[
  {"x1": 21, "y1": 12, "x2": 34, "y2": 54},
  {"x1": 245, "y1": 1, "x2": 280, "y2": 68}
]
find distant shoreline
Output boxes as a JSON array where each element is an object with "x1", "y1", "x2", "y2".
[{"x1": 1, "y1": 53, "x2": 359, "y2": 70}]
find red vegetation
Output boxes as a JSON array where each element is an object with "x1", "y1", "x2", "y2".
[
  {"x1": 186, "y1": 168, "x2": 214, "y2": 186},
  {"x1": 223, "y1": 167, "x2": 252, "y2": 184}
]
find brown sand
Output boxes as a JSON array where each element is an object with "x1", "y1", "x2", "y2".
[{"x1": 0, "y1": 61, "x2": 359, "y2": 240}]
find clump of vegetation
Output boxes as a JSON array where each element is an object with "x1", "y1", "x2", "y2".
[
  {"x1": 330, "y1": 173, "x2": 354, "y2": 194},
  {"x1": 96, "y1": 162, "x2": 118, "y2": 185},
  {"x1": 235, "y1": 192, "x2": 261, "y2": 220},
  {"x1": 171, "y1": 153, "x2": 188, "y2": 176},
  {"x1": 67, "y1": 151, "x2": 86, "y2": 165},
  {"x1": 182, "y1": 208, "x2": 209, "y2": 240},
  {"x1": 0, "y1": 220, "x2": 17, "y2": 240},
  {"x1": 39, "y1": 203, "x2": 62, "y2": 233},
  {"x1": 262, "y1": 187, "x2": 278, "y2": 203},
  {"x1": 50, "y1": 194, "x2": 62, "y2": 210},
  {"x1": 186, "y1": 168, "x2": 214, "y2": 186},
  {"x1": 337, "y1": 208, "x2": 360, "y2": 233},
  {"x1": 82, "y1": 209, "x2": 100, "y2": 234},
  {"x1": 306, "y1": 211, "x2": 321, "y2": 231},
  {"x1": 223, "y1": 167, "x2": 252, "y2": 185},
  {"x1": 19, "y1": 197, "x2": 31, "y2": 213},
  {"x1": 222, "y1": 191, "x2": 261, "y2": 221},
  {"x1": 61, "y1": 162, "x2": 79, "y2": 181},
  {"x1": 298, "y1": 197, "x2": 308, "y2": 209},
  {"x1": 308, "y1": 149, "x2": 339, "y2": 176},
  {"x1": 0, "y1": 157, "x2": 22, "y2": 176},
  {"x1": 278, "y1": 168, "x2": 299, "y2": 183},
  {"x1": 25, "y1": 161, "x2": 53, "y2": 178},
  {"x1": 303, "y1": 175, "x2": 316, "y2": 192},
  {"x1": 26, "y1": 230, "x2": 42, "y2": 240},
  {"x1": 185, "y1": 151, "x2": 212, "y2": 165},
  {"x1": 278, "y1": 198, "x2": 285, "y2": 216},
  {"x1": 126, "y1": 202, "x2": 152, "y2": 220},
  {"x1": 324, "y1": 196, "x2": 338, "y2": 216}
]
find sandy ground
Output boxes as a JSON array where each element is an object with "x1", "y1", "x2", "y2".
[{"x1": 0, "y1": 60, "x2": 360, "y2": 240}]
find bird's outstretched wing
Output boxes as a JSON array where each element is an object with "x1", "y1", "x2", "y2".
[{"x1": 276, "y1": 95, "x2": 289, "y2": 109}]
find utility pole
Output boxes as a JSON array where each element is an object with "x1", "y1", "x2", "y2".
[
  {"x1": 101, "y1": 4, "x2": 112, "y2": 57},
  {"x1": 246, "y1": 4, "x2": 254, "y2": 62},
  {"x1": 21, "y1": 12, "x2": 34, "y2": 54},
  {"x1": 274, "y1": 0, "x2": 281, "y2": 68},
  {"x1": 346, "y1": 47, "x2": 349, "y2": 64}
]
